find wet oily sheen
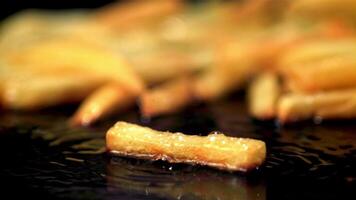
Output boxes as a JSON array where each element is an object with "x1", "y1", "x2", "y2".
[{"x1": 106, "y1": 122, "x2": 266, "y2": 172}]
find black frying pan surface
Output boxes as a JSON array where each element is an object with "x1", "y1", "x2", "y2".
[{"x1": 0, "y1": 94, "x2": 355, "y2": 200}]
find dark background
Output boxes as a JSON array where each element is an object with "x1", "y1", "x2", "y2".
[{"x1": 0, "y1": 0, "x2": 116, "y2": 19}]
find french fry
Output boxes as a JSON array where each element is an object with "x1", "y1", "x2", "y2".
[
  {"x1": 140, "y1": 77, "x2": 193, "y2": 118},
  {"x1": 94, "y1": 0, "x2": 182, "y2": 31},
  {"x1": 1, "y1": 73, "x2": 105, "y2": 110},
  {"x1": 70, "y1": 83, "x2": 135, "y2": 126},
  {"x1": 278, "y1": 38, "x2": 356, "y2": 69},
  {"x1": 192, "y1": 37, "x2": 258, "y2": 101},
  {"x1": 248, "y1": 73, "x2": 280, "y2": 120},
  {"x1": 278, "y1": 38, "x2": 356, "y2": 92},
  {"x1": 2, "y1": 39, "x2": 144, "y2": 95},
  {"x1": 288, "y1": 0, "x2": 356, "y2": 23},
  {"x1": 278, "y1": 88, "x2": 356, "y2": 123},
  {"x1": 127, "y1": 46, "x2": 213, "y2": 85},
  {"x1": 106, "y1": 121, "x2": 266, "y2": 172},
  {"x1": 282, "y1": 55, "x2": 356, "y2": 93},
  {"x1": 229, "y1": 0, "x2": 291, "y2": 25},
  {"x1": 130, "y1": 51, "x2": 196, "y2": 84},
  {"x1": 193, "y1": 57, "x2": 256, "y2": 101},
  {"x1": 247, "y1": 21, "x2": 354, "y2": 71},
  {"x1": 0, "y1": 10, "x2": 110, "y2": 53},
  {"x1": 193, "y1": 67, "x2": 236, "y2": 101}
]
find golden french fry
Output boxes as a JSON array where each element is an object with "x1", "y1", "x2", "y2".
[
  {"x1": 283, "y1": 55, "x2": 356, "y2": 93},
  {"x1": 278, "y1": 38, "x2": 356, "y2": 92},
  {"x1": 94, "y1": 0, "x2": 182, "y2": 30},
  {"x1": 288, "y1": 0, "x2": 356, "y2": 23},
  {"x1": 246, "y1": 21, "x2": 354, "y2": 71},
  {"x1": 0, "y1": 9, "x2": 111, "y2": 54},
  {"x1": 1, "y1": 73, "x2": 105, "y2": 110},
  {"x1": 130, "y1": 50, "x2": 211, "y2": 84},
  {"x1": 193, "y1": 67, "x2": 235, "y2": 101},
  {"x1": 191, "y1": 38, "x2": 257, "y2": 101},
  {"x1": 139, "y1": 77, "x2": 193, "y2": 118},
  {"x1": 194, "y1": 59, "x2": 256, "y2": 101},
  {"x1": 106, "y1": 121, "x2": 266, "y2": 172},
  {"x1": 70, "y1": 83, "x2": 135, "y2": 126},
  {"x1": 278, "y1": 38, "x2": 356, "y2": 69},
  {"x1": 248, "y1": 73, "x2": 280, "y2": 120},
  {"x1": 229, "y1": 0, "x2": 291, "y2": 25},
  {"x1": 2, "y1": 39, "x2": 144, "y2": 95},
  {"x1": 130, "y1": 52, "x2": 191, "y2": 84},
  {"x1": 278, "y1": 88, "x2": 356, "y2": 123}
]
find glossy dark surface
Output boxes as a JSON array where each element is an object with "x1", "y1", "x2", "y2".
[{"x1": 0, "y1": 96, "x2": 355, "y2": 200}]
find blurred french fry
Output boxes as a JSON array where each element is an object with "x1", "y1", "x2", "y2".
[
  {"x1": 230, "y1": 0, "x2": 291, "y2": 25},
  {"x1": 2, "y1": 39, "x2": 144, "y2": 95},
  {"x1": 107, "y1": 121, "x2": 266, "y2": 172},
  {"x1": 1, "y1": 73, "x2": 105, "y2": 110},
  {"x1": 288, "y1": 0, "x2": 356, "y2": 23},
  {"x1": 194, "y1": 43, "x2": 257, "y2": 101},
  {"x1": 131, "y1": 52, "x2": 193, "y2": 84},
  {"x1": 0, "y1": 10, "x2": 48, "y2": 52},
  {"x1": 277, "y1": 38, "x2": 356, "y2": 92},
  {"x1": 248, "y1": 73, "x2": 280, "y2": 120},
  {"x1": 278, "y1": 38, "x2": 356, "y2": 69},
  {"x1": 94, "y1": 0, "x2": 182, "y2": 31},
  {"x1": 193, "y1": 66, "x2": 237, "y2": 101},
  {"x1": 247, "y1": 21, "x2": 354, "y2": 71},
  {"x1": 284, "y1": 55, "x2": 356, "y2": 93},
  {"x1": 71, "y1": 83, "x2": 135, "y2": 126},
  {"x1": 130, "y1": 48, "x2": 212, "y2": 84},
  {"x1": 278, "y1": 88, "x2": 356, "y2": 123},
  {"x1": 0, "y1": 9, "x2": 111, "y2": 53},
  {"x1": 140, "y1": 77, "x2": 193, "y2": 118}
]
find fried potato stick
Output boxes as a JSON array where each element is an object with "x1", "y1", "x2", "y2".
[
  {"x1": 3, "y1": 39, "x2": 144, "y2": 95},
  {"x1": 131, "y1": 52, "x2": 195, "y2": 84},
  {"x1": 278, "y1": 88, "x2": 356, "y2": 123},
  {"x1": 1, "y1": 73, "x2": 105, "y2": 110},
  {"x1": 282, "y1": 55, "x2": 356, "y2": 93},
  {"x1": 94, "y1": 0, "x2": 182, "y2": 30},
  {"x1": 278, "y1": 38, "x2": 356, "y2": 92},
  {"x1": 71, "y1": 83, "x2": 136, "y2": 126},
  {"x1": 140, "y1": 77, "x2": 193, "y2": 118},
  {"x1": 288, "y1": 0, "x2": 356, "y2": 23},
  {"x1": 278, "y1": 38, "x2": 356, "y2": 69},
  {"x1": 193, "y1": 41, "x2": 259, "y2": 101},
  {"x1": 106, "y1": 122, "x2": 266, "y2": 172},
  {"x1": 248, "y1": 73, "x2": 280, "y2": 120}
]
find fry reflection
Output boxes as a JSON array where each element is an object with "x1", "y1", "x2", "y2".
[{"x1": 107, "y1": 157, "x2": 265, "y2": 200}]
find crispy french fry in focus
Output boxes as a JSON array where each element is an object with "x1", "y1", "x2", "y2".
[
  {"x1": 1, "y1": 73, "x2": 105, "y2": 110},
  {"x1": 140, "y1": 77, "x2": 193, "y2": 118},
  {"x1": 278, "y1": 88, "x2": 356, "y2": 123},
  {"x1": 107, "y1": 121, "x2": 266, "y2": 172},
  {"x1": 3, "y1": 39, "x2": 144, "y2": 95},
  {"x1": 71, "y1": 83, "x2": 135, "y2": 126},
  {"x1": 248, "y1": 73, "x2": 280, "y2": 120}
]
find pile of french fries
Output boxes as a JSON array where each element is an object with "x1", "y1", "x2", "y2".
[{"x1": 1, "y1": 0, "x2": 356, "y2": 125}]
